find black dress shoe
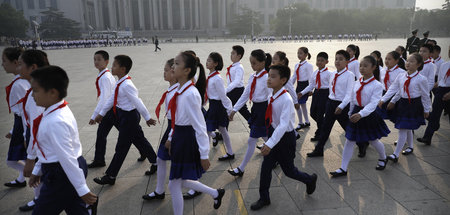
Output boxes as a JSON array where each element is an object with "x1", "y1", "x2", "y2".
[
  {"x1": 183, "y1": 191, "x2": 202, "y2": 199},
  {"x1": 4, "y1": 179, "x2": 26, "y2": 188},
  {"x1": 212, "y1": 137, "x2": 219, "y2": 147},
  {"x1": 417, "y1": 137, "x2": 431, "y2": 145},
  {"x1": 306, "y1": 173, "x2": 317, "y2": 194},
  {"x1": 387, "y1": 154, "x2": 398, "y2": 163},
  {"x1": 93, "y1": 175, "x2": 115, "y2": 185},
  {"x1": 394, "y1": 141, "x2": 397, "y2": 146},
  {"x1": 329, "y1": 168, "x2": 347, "y2": 177},
  {"x1": 18, "y1": 202, "x2": 34, "y2": 211},
  {"x1": 227, "y1": 167, "x2": 244, "y2": 177},
  {"x1": 137, "y1": 155, "x2": 146, "y2": 162},
  {"x1": 213, "y1": 188, "x2": 225, "y2": 209},
  {"x1": 303, "y1": 122, "x2": 311, "y2": 128},
  {"x1": 402, "y1": 147, "x2": 414, "y2": 155},
  {"x1": 250, "y1": 199, "x2": 271, "y2": 210},
  {"x1": 142, "y1": 191, "x2": 165, "y2": 200},
  {"x1": 215, "y1": 131, "x2": 223, "y2": 141},
  {"x1": 310, "y1": 136, "x2": 320, "y2": 141},
  {"x1": 307, "y1": 150, "x2": 323, "y2": 157},
  {"x1": 218, "y1": 153, "x2": 235, "y2": 161},
  {"x1": 375, "y1": 158, "x2": 388, "y2": 170},
  {"x1": 145, "y1": 164, "x2": 158, "y2": 175},
  {"x1": 358, "y1": 142, "x2": 369, "y2": 158},
  {"x1": 296, "y1": 133, "x2": 301, "y2": 140},
  {"x1": 256, "y1": 144, "x2": 263, "y2": 150},
  {"x1": 87, "y1": 160, "x2": 106, "y2": 168}
]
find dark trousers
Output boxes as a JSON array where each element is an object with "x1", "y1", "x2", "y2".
[
  {"x1": 227, "y1": 87, "x2": 251, "y2": 121},
  {"x1": 259, "y1": 128, "x2": 312, "y2": 201},
  {"x1": 310, "y1": 89, "x2": 329, "y2": 138},
  {"x1": 93, "y1": 109, "x2": 119, "y2": 162},
  {"x1": 106, "y1": 108, "x2": 157, "y2": 177},
  {"x1": 423, "y1": 87, "x2": 450, "y2": 140},
  {"x1": 154, "y1": 44, "x2": 161, "y2": 51},
  {"x1": 33, "y1": 156, "x2": 88, "y2": 215}
]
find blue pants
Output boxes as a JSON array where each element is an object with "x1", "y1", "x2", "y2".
[
  {"x1": 33, "y1": 156, "x2": 88, "y2": 215},
  {"x1": 227, "y1": 87, "x2": 251, "y2": 121},
  {"x1": 423, "y1": 87, "x2": 450, "y2": 140},
  {"x1": 105, "y1": 108, "x2": 157, "y2": 177},
  {"x1": 259, "y1": 128, "x2": 313, "y2": 201}
]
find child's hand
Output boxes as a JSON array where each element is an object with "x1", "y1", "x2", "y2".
[
  {"x1": 424, "y1": 112, "x2": 429, "y2": 119},
  {"x1": 297, "y1": 92, "x2": 303, "y2": 99},
  {"x1": 88, "y1": 119, "x2": 96, "y2": 125},
  {"x1": 433, "y1": 82, "x2": 438, "y2": 89},
  {"x1": 146, "y1": 119, "x2": 157, "y2": 126},
  {"x1": 5, "y1": 132, "x2": 12, "y2": 139},
  {"x1": 23, "y1": 159, "x2": 36, "y2": 177},
  {"x1": 29, "y1": 174, "x2": 40, "y2": 188},
  {"x1": 387, "y1": 102, "x2": 395, "y2": 110},
  {"x1": 443, "y1": 92, "x2": 450, "y2": 101},
  {"x1": 294, "y1": 104, "x2": 300, "y2": 110},
  {"x1": 378, "y1": 101, "x2": 384, "y2": 108},
  {"x1": 200, "y1": 159, "x2": 210, "y2": 171},
  {"x1": 260, "y1": 145, "x2": 271, "y2": 156},
  {"x1": 350, "y1": 113, "x2": 362, "y2": 123},
  {"x1": 94, "y1": 115, "x2": 103, "y2": 124},
  {"x1": 308, "y1": 92, "x2": 313, "y2": 96},
  {"x1": 165, "y1": 141, "x2": 171, "y2": 155},
  {"x1": 229, "y1": 111, "x2": 236, "y2": 121},
  {"x1": 81, "y1": 192, "x2": 98, "y2": 205},
  {"x1": 334, "y1": 107, "x2": 342, "y2": 115}
]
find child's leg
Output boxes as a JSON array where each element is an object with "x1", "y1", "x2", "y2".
[
  {"x1": 369, "y1": 139, "x2": 387, "y2": 166},
  {"x1": 300, "y1": 103, "x2": 310, "y2": 123},
  {"x1": 154, "y1": 158, "x2": 167, "y2": 194},
  {"x1": 182, "y1": 180, "x2": 218, "y2": 199},
  {"x1": 208, "y1": 131, "x2": 216, "y2": 139},
  {"x1": 218, "y1": 127, "x2": 233, "y2": 155},
  {"x1": 296, "y1": 108, "x2": 304, "y2": 125},
  {"x1": 235, "y1": 137, "x2": 257, "y2": 172},
  {"x1": 259, "y1": 150, "x2": 277, "y2": 201},
  {"x1": 168, "y1": 179, "x2": 184, "y2": 215},
  {"x1": 406, "y1": 130, "x2": 414, "y2": 149},
  {"x1": 339, "y1": 139, "x2": 356, "y2": 172},
  {"x1": 392, "y1": 129, "x2": 408, "y2": 157},
  {"x1": 6, "y1": 160, "x2": 25, "y2": 182},
  {"x1": 93, "y1": 110, "x2": 115, "y2": 163}
]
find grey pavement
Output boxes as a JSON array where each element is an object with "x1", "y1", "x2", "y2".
[{"x1": 0, "y1": 39, "x2": 450, "y2": 215}]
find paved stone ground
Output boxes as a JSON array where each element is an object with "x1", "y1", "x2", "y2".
[{"x1": 0, "y1": 39, "x2": 450, "y2": 215}]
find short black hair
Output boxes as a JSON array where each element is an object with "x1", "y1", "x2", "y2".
[
  {"x1": 114, "y1": 55, "x2": 133, "y2": 74},
  {"x1": 3, "y1": 47, "x2": 23, "y2": 61},
  {"x1": 94, "y1": 50, "x2": 109, "y2": 60},
  {"x1": 232, "y1": 45, "x2": 245, "y2": 59},
  {"x1": 336, "y1": 50, "x2": 350, "y2": 61},
  {"x1": 208, "y1": 52, "x2": 224, "y2": 71},
  {"x1": 433, "y1": 45, "x2": 441, "y2": 53},
  {"x1": 317, "y1": 52, "x2": 328, "y2": 60},
  {"x1": 31, "y1": 66, "x2": 69, "y2": 99},
  {"x1": 421, "y1": 44, "x2": 434, "y2": 53},
  {"x1": 21, "y1": 50, "x2": 50, "y2": 67},
  {"x1": 269, "y1": 64, "x2": 290, "y2": 86}
]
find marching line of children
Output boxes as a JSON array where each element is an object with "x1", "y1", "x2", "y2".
[{"x1": 3, "y1": 42, "x2": 448, "y2": 214}]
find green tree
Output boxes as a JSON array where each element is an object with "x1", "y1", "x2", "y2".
[
  {"x1": 0, "y1": 3, "x2": 29, "y2": 37},
  {"x1": 39, "y1": 8, "x2": 81, "y2": 39},
  {"x1": 227, "y1": 7, "x2": 263, "y2": 36}
]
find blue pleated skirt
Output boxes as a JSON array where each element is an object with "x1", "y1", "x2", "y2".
[
  {"x1": 394, "y1": 97, "x2": 426, "y2": 130},
  {"x1": 248, "y1": 101, "x2": 268, "y2": 138},
  {"x1": 7, "y1": 114, "x2": 27, "y2": 161},
  {"x1": 345, "y1": 106, "x2": 390, "y2": 142},
  {"x1": 205, "y1": 99, "x2": 229, "y2": 131},
  {"x1": 157, "y1": 119, "x2": 171, "y2": 161},
  {"x1": 376, "y1": 91, "x2": 395, "y2": 120},
  {"x1": 296, "y1": 81, "x2": 309, "y2": 104}
]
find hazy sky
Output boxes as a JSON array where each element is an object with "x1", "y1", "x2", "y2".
[{"x1": 416, "y1": 0, "x2": 446, "y2": 10}]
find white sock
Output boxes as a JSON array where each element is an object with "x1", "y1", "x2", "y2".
[
  {"x1": 27, "y1": 199, "x2": 35, "y2": 206},
  {"x1": 6, "y1": 160, "x2": 25, "y2": 182},
  {"x1": 182, "y1": 180, "x2": 218, "y2": 198},
  {"x1": 340, "y1": 139, "x2": 356, "y2": 171},
  {"x1": 187, "y1": 189, "x2": 196, "y2": 195},
  {"x1": 394, "y1": 129, "x2": 408, "y2": 156},
  {"x1": 168, "y1": 179, "x2": 183, "y2": 215},
  {"x1": 407, "y1": 130, "x2": 414, "y2": 149},
  {"x1": 155, "y1": 158, "x2": 167, "y2": 194},
  {"x1": 34, "y1": 183, "x2": 42, "y2": 198},
  {"x1": 300, "y1": 103, "x2": 310, "y2": 123},
  {"x1": 219, "y1": 127, "x2": 233, "y2": 155},
  {"x1": 238, "y1": 137, "x2": 257, "y2": 172},
  {"x1": 296, "y1": 108, "x2": 304, "y2": 125},
  {"x1": 208, "y1": 131, "x2": 216, "y2": 139},
  {"x1": 369, "y1": 139, "x2": 387, "y2": 163}
]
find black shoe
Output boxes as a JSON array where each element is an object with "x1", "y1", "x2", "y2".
[
  {"x1": 376, "y1": 158, "x2": 388, "y2": 170},
  {"x1": 306, "y1": 173, "x2": 317, "y2": 194},
  {"x1": 93, "y1": 175, "x2": 115, "y2": 185},
  {"x1": 145, "y1": 164, "x2": 158, "y2": 175},
  {"x1": 250, "y1": 199, "x2": 271, "y2": 210},
  {"x1": 402, "y1": 147, "x2": 414, "y2": 155},
  {"x1": 417, "y1": 137, "x2": 431, "y2": 145},
  {"x1": 183, "y1": 191, "x2": 202, "y2": 199},
  {"x1": 18, "y1": 202, "x2": 34, "y2": 211},
  {"x1": 295, "y1": 124, "x2": 303, "y2": 131},
  {"x1": 213, "y1": 188, "x2": 225, "y2": 209},
  {"x1": 4, "y1": 179, "x2": 26, "y2": 188},
  {"x1": 303, "y1": 122, "x2": 311, "y2": 128},
  {"x1": 137, "y1": 155, "x2": 146, "y2": 162},
  {"x1": 215, "y1": 131, "x2": 223, "y2": 141},
  {"x1": 227, "y1": 167, "x2": 244, "y2": 177},
  {"x1": 307, "y1": 150, "x2": 323, "y2": 157},
  {"x1": 256, "y1": 144, "x2": 263, "y2": 150},
  {"x1": 310, "y1": 136, "x2": 320, "y2": 141},
  {"x1": 218, "y1": 153, "x2": 235, "y2": 161},
  {"x1": 394, "y1": 141, "x2": 397, "y2": 146},
  {"x1": 329, "y1": 168, "x2": 347, "y2": 178},
  {"x1": 87, "y1": 160, "x2": 106, "y2": 168},
  {"x1": 358, "y1": 142, "x2": 369, "y2": 158},
  {"x1": 142, "y1": 191, "x2": 165, "y2": 200},
  {"x1": 296, "y1": 133, "x2": 301, "y2": 140},
  {"x1": 387, "y1": 154, "x2": 398, "y2": 163},
  {"x1": 212, "y1": 138, "x2": 219, "y2": 147}
]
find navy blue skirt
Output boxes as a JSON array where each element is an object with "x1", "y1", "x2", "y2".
[
  {"x1": 394, "y1": 97, "x2": 426, "y2": 130},
  {"x1": 376, "y1": 91, "x2": 395, "y2": 120},
  {"x1": 248, "y1": 101, "x2": 268, "y2": 138},
  {"x1": 157, "y1": 119, "x2": 171, "y2": 161},
  {"x1": 206, "y1": 99, "x2": 229, "y2": 131},
  {"x1": 169, "y1": 125, "x2": 204, "y2": 180},
  {"x1": 345, "y1": 106, "x2": 390, "y2": 142},
  {"x1": 296, "y1": 81, "x2": 309, "y2": 104},
  {"x1": 310, "y1": 89, "x2": 329, "y2": 120},
  {"x1": 7, "y1": 114, "x2": 27, "y2": 161}
]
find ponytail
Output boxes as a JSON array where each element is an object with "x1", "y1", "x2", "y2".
[
  {"x1": 397, "y1": 46, "x2": 407, "y2": 60},
  {"x1": 355, "y1": 45, "x2": 360, "y2": 59},
  {"x1": 362, "y1": 55, "x2": 380, "y2": 81},
  {"x1": 388, "y1": 51, "x2": 406, "y2": 70},
  {"x1": 265, "y1": 53, "x2": 272, "y2": 71},
  {"x1": 196, "y1": 61, "x2": 206, "y2": 105},
  {"x1": 371, "y1": 50, "x2": 383, "y2": 67},
  {"x1": 299, "y1": 47, "x2": 311, "y2": 60},
  {"x1": 347, "y1": 44, "x2": 360, "y2": 59},
  {"x1": 180, "y1": 51, "x2": 206, "y2": 104}
]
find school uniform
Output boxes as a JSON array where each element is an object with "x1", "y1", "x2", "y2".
[
  {"x1": 167, "y1": 81, "x2": 209, "y2": 180},
  {"x1": 300, "y1": 67, "x2": 332, "y2": 138},
  {"x1": 98, "y1": 75, "x2": 157, "y2": 177},
  {"x1": 5, "y1": 75, "x2": 30, "y2": 161},
  {"x1": 233, "y1": 69, "x2": 272, "y2": 138},
  {"x1": 24, "y1": 90, "x2": 45, "y2": 161},
  {"x1": 31, "y1": 100, "x2": 90, "y2": 214},
  {"x1": 226, "y1": 62, "x2": 251, "y2": 120},
  {"x1": 155, "y1": 83, "x2": 179, "y2": 160},
  {"x1": 419, "y1": 58, "x2": 437, "y2": 92},
  {"x1": 377, "y1": 65, "x2": 406, "y2": 119},
  {"x1": 347, "y1": 57, "x2": 361, "y2": 80},
  {"x1": 286, "y1": 60, "x2": 314, "y2": 104},
  {"x1": 312, "y1": 68, "x2": 355, "y2": 153},
  {"x1": 91, "y1": 68, "x2": 117, "y2": 163},
  {"x1": 421, "y1": 62, "x2": 450, "y2": 141},
  {"x1": 259, "y1": 87, "x2": 315, "y2": 202},
  {"x1": 205, "y1": 71, "x2": 233, "y2": 131},
  {"x1": 346, "y1": 77, "x2": 390, "y2": 142}
]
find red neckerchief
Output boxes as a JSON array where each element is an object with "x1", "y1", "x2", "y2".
[
  {"x1": 95, "y1": 69, "x2": 110, "y2": 98},
  {"x1": 113, "y1": 76, "x2": 131, "y2": 115},
  {"x1": 265, "y1": 89, "x2": 287, "y2": 128},
  {"x1": 356, "y1": 76, "x2": 376, "y2": 106},
  {"x1": 205, "y1": 71, "x2": 220, "y2": 103},
  {"x1": 167, "y1": 81, "x2": 195, "y2": 130},
  {"x1": 226, "y1": 64, "x2": 233, "y2": 82},
  {"x1": 250, "y1": 70, "x2": 268, "y2": 101},
  {"x1": 295, "y1": 61, "x2": 307, "y2": 81},
  {"x1": 332, "y1": 69, "x2": 348, "y2": 95},
  {"x1": 384, "y1": 65, "x2": 399, "y2": 90},
  {"x1": 155, "y1": 85, "x2": 177, "y2": 123},
  {"x1": 5, "y1": 76, "x2": 21, "y2": 113},
  {"x1": 404, "y1": 72, "x2": 420, "y2": 103},
  {"x1": 315, "y1": 67, "x2": 328, "y2": 89}
]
